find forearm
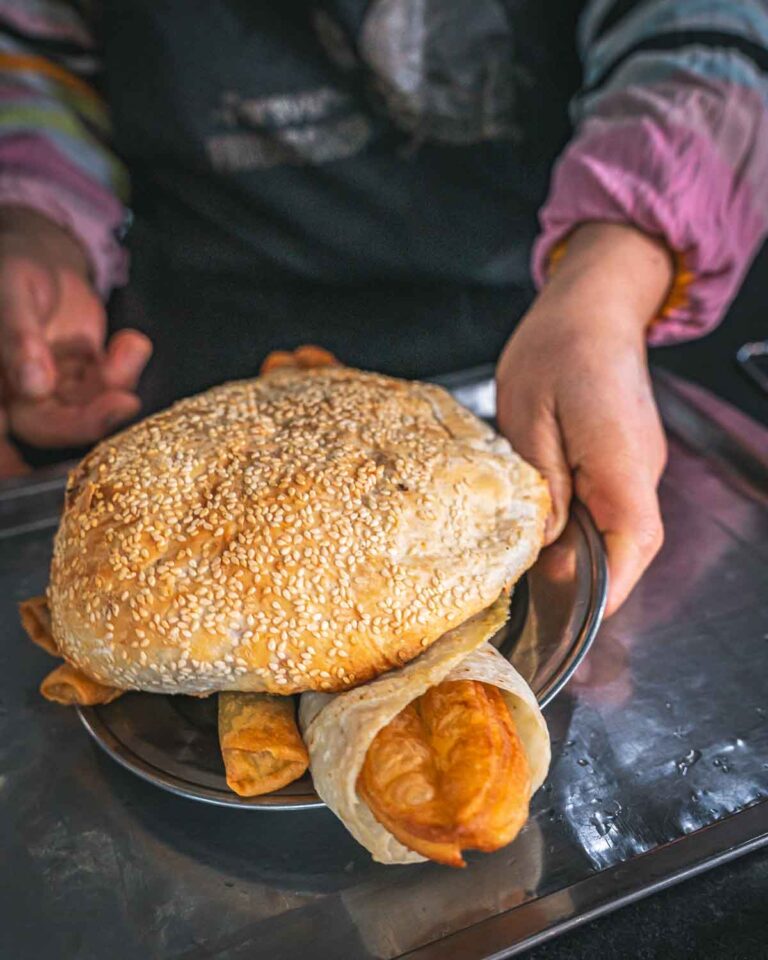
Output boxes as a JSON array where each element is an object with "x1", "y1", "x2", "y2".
[
  {"x1": 536, "y1": 0, "x2": 768, "y2": 343},
  {"x1": 0, "y1": 206, "x2": 91, "y2": 281}
]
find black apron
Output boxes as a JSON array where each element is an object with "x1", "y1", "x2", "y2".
[{"x1": 99, "y1": 0, "x2": 582, "y2": 409}]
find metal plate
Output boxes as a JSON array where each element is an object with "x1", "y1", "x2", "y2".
[{"x1": 76, "y1": 501, "x2": 607, "y2": 809}]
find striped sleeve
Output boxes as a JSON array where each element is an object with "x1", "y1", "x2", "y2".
[
  {"x1": 533, "y1": 0, "x2": 768, "y2": 344},
  {"x1": 0, "y1": 1, "x2": 129, "y2": 295}
]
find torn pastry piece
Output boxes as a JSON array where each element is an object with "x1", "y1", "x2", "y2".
[
  {"x1": 19, "y1": 596, "x2": 59, "y2": 655},
  {"x1": 21, "y1": 595, "x2": 124, "y2": 705},
  {"x1": 357, "y1": 679, "x2": 531, "y2": 868},
  {"x1": 218, "y1": 692, "x2": 309, "y2": 796},
  {"x1": 300, "y1": 594, "x2": 550, "y2": 866},
  {"x1": 260, "y1": 344, "x2": 339, "y2": 374},
  {"x1": 40, "y1": 663, "x2": 124, "y2": 706}
]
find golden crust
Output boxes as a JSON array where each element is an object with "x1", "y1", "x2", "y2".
[
  {"x1": 49, "y1": 366, "x2": 549, "y2": 694},
  {"x1": 357, "y1": 679, "x2": 532, "y2": 867}
]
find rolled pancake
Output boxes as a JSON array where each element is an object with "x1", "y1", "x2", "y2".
[{"x1": 300, "y1": 594, "x2": 550, "y2": 864}]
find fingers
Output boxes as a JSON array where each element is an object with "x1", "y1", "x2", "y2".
[
  {"x1": 50, "y1": 327, "x2": 151, "y2": 407},
  {"x1": 0, "y1": 262, "x2": 57, "y2": 399},
  {"x1": 0, "y1": 402, "x2": 28, "y2": 477},
  {"x1": 496, "y1": 391, "x2": 572, "y2": 545},
  {"x1": 7, "y1": 327, "x2": 151, "y2": 449},
  {"x1": 0, "y1": 432, "x2": 30, "y2": 477},
  {"x1": 574, "y1": 447, "x2": 664, "y2": 616},
  {"x1": 498, "y1": 335, "x2": 665, "y2": 615},
  {"x1": 103, "y1": 329, "x2": 153, "y2": 390},
  {"x1": 0, "y1": 255, "x2": 107, "y2": 402},
  {"x1": 8, "y1": 389, "x2": 140, "y2": 448}
]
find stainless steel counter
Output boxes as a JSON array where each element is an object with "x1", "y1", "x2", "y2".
[{"x1": 1, "y1": 368, "x2": 767, "y2": 960}]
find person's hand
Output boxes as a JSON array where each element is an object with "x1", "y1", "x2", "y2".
[
  {"x1": 497, "y1": 223, "x2": 673, "y2": 615},
  {"x1": 0, "y1": 206, "x2": 151, "y2": 459}
]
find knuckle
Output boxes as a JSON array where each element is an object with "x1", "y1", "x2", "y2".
[
  {"x1": 8, "y1": 332, "x2": 43, "y2": 365},
  {"x1": 636, "y1": 512, "x2": 664, "y2": 556}
]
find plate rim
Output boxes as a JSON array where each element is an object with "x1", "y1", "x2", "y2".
[
  {"x1": 77, "y1": 500, "x2": 607, "y2": 811},
  {"x1": 536, "y1": 499, "x2": 607, "y2": 709}
]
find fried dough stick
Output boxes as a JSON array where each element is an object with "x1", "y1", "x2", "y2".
[
  {"x1": 357, "y1": 680, "x2": 532, "y2": 867},
  {"x1": 218, "y1": 692, "x2": 309, "y2": 796},
  {"x1": 20, "y1": 596, "x2": 125, "y2": 706}
]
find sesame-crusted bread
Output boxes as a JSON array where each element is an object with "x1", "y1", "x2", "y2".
[{"x1": 48, "y1": 366, "x2": 549, "y2": 695}]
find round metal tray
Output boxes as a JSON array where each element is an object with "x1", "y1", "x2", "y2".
[{"x1": 78, "y1": 500, "x2": 607, "y2": 810}]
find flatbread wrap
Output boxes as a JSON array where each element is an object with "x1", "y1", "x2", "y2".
[{"x1": 300, "y1": 595, "x2": 550, "y2": 865}]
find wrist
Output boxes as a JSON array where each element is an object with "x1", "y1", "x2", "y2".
[
  {"x1": 537, "y1": 222, "x2": 674, "y2": 337},
  {"x1": 0, "y1": 205, "x2": 92, "y2": 283}
]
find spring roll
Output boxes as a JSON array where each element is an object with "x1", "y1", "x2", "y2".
[
  {"x1": 22, "y1": 596, "x2": 125, "y2": 705},
  {"x1": 218, "y1": 692, "x2": 309, "y2": 796},
  {"x1": 19, "y1": 596, "x2": 59, "y2": 655},
  {"x1": 40, "y1": 662, "x2": 124, "y2": 705},
  {"x1": 300, "y1": 594, "x2": 550, "y2": 865}
]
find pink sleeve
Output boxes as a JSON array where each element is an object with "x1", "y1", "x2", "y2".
[
  {"x1": 533, "y1": 79, "x2": 768, "y2": 344},
  {"x1": 0, "y1": 1, "x2": 129, "y2": 297},
  {"x1": 0, "y1": 136, "x2": 128, "y2": 296}
]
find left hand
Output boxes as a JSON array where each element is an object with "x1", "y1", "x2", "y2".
[
  {"x1": 0, "y1": 207, "x2": 152, "y2": 469},
  {"x1": 497, "y1": 223, "x2": 673, "y2": 615}
]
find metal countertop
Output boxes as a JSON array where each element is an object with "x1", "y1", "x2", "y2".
[{"x1": 1, "y1": 368, "x2": 766, "y2": 960}]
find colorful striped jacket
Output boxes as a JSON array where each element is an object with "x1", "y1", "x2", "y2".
[{"x1": 0, "y1": 1, "x2": 767, "y2": 344}]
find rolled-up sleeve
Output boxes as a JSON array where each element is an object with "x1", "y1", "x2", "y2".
[
  {"x1": 0, "y1": 1, "x2": 130, "y2": 296},
  {"x1": 533, "y1": 0, "x2": 768, "y2": 344}
]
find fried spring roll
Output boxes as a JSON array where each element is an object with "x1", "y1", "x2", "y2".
[
  {"x1": 22, "y1": 596, "x2": 125, "y2": 706},
  {"x1": 19, "y1": 596, "x2": 59, "y2": 655},
  {"x1": 357, "y1": 679, "x2": 531, "y2": 867},
  {"x1": 40, "y1": 663, "x2": 124, "y2": 706},
  {"x1": 218, "y1": 692, "x2": 309, "y2": 796}
]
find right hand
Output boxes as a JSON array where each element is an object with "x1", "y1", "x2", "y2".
[
  {"x1": 0, "y1": 206, "x2": 152, "y2": 464},
  {"x1": 497, "y1": 223, "x2": 671, "y2": 616}
]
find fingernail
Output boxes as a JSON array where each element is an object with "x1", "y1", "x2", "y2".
[
  {"x1": 19, "y1": 361, "x2": 49, "y2": 398},
  {"x1": 544, "y1": 515, "x2": 556, "y2": 541},
  {"x1": 544, "y1": 512, "x2": 562, "y2": 545}
]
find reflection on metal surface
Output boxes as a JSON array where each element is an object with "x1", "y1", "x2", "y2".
[
  {"x1": 737, "y1": 339, "x2": 768, "y2": 395},
  {"x1": 76, "y1": 506, "x2": 606, "y2": 809},
  {"x1": 2, "y1": 369, "x2": 767, "y2": 959}
]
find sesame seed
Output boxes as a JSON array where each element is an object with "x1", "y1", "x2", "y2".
[{"x1": 47, "y1": 367, "x2": 519, "y2": 695}]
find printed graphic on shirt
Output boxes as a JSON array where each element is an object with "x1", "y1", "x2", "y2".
[
  {"x1": 359, "y1": 0, "x2": 521, "y2": 144},
  {"x1": 207, "y1": 86, "x2": 372, "y2": 172},
  {"x1": 207, "y1": 0, "x2": 523, "y2": 172}
]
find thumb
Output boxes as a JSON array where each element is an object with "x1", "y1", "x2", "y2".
[
  {"x1": 0, "y1": 399, "x2": 28, "y2": 478},
  {"x1": 496, "y1": 393, "x2": 572, "y2": 545},
  {"x1": 575, "y1": 453, "x2": 663, "y2": 616},
  {"x1": 0, "y1": 261, "x2": 56, "y2": 399}
]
